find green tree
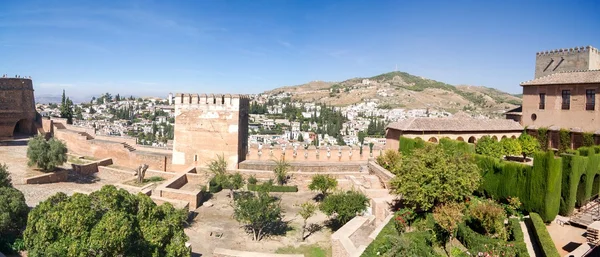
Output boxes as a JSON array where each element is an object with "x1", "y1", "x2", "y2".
[
  {"x1": 26, "y1": 135, "x2": 68, "y2": 172},
  {"x1": 320, "y1": 190, "x2": 369, "y2": 228},
  {"x1": 500, "y1": 137, "x2": 522, "y2": 157},
  {"x1": 518, "y1": 133, "x2": 540, "y2": 160},
  {"x1": 298, "y1": 201, "x2": 317, "y2": 241},
  {"x1": 376, "y1": 150, "x2": 402, "y2": 173},
  {"x1": 24, "y1": 185, "x2": 190, "y2": 257},
  {"x1": 308, "y1": 174, "x2": 338, "y2": 197},
  {"x1": 467, "y1": 199, "x2": 507, "y2": 240},
  {"x1": 221, "y1": 172, "x2": 245, "y2": 199},
  {"x1": 233, "y1": 190, "x2": 284, "y2": 241},
  {"x1": 390, "y1": 144, "x2": 481, "y2": 211},
  {"x1": 0, "y1": 163, "x2": 11, "y2": 187},
  {"x1": 0, "y1": 187, "x2": 28, "y2": 247},
  {"x1": 297, "y1": 133, "x2": 304, "y2": 142},
  {"x1": 209, "y1": 154, "x2": 227, "y2": 182},
  {"x1": 583, "y1": 132, "x2": 595, "y2": 147},
  {"x1": 273, "y1": 157, "x2": 290, "y2": 185},
  {"x1": 475, "y1": 135, "x2": 503, "y2": 158}
]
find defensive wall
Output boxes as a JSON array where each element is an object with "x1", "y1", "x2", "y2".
[
  {"x1": 535, "y1": 46, "x2": 600, "y2": 78},
  {"x1": 0, "y1": 78, "x2": 37, "y2": 138},
  {"x1": 49, "y1": 118, "x2": 184, "y2": 172},
  {"x1": 172, "y1": 93, "x2": 249, "y2": 169}
]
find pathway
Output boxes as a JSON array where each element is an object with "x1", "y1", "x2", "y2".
[{"x1": 520, "y1": 221, "x2": 536, "y2": 257}]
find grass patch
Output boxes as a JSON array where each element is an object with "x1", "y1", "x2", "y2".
[
  {"x1": 67, "y1": 156, "x2": 86, "y2": 164},
  {"x1": 83, "y1": 156, "x2": 97, "y2": 160},
  {"x1": 123, "y1": 176, "x2": 165, "y2": 187},
  {"x1": 275, "y1": 244, "x2": 330, "y2": 257}
]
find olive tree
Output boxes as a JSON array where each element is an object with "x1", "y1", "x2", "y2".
[
  {"x1": 308, "y1": 174, "x2": 338, "y2": 197},
  {"x1": 26, "y1": 135, "x2": 67, "y2": 171},
  {"x1": 390, "y1": 144, "x2": 481, "y2": 211},
  {"x1": 233, "y1": 190, "x2": 284, "y2": 241},
  {"x1": 0, "y1": 163, "x2": 11, "y2": 188}
]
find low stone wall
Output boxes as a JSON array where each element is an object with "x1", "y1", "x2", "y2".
[
  {"x1": 246, "y1": 146, "x2": 384, "y2": 162},
  {"x1": 213, "y1": 248, "x2": 303, "y2": 257},
  {"x1": 367, "y1": 160, "x2": 394, "y2": 188},
  {"x1": 155, "y1": 173, "x2": 204, "y2": 211},
  {"x1": 25, "y1": 170, "x2": 69, "y2": 184},
  {"x1": 239, "y1": 160, "x2": 364, "y2": 172},
  {"x1": 234, "y1": 168, "x2": 364, "y2": 190},
  {"x1": 150, "y1": 196, "x2": 189, "y2": 210},
  {"x1": 331, "y1": 215, "x2": 376, "y2": 257}
]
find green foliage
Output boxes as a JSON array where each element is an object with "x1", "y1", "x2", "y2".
[
  {"x1": 361, "y1": 223, "x2": 441, "y2": 257},
  {"x1": 308, "y1": 174, "x2": 338, "y2": 196},
  {"x1": 583, "y1": 132, "x2": 595, "y2": 147},
  {"x1": 559, "y1": 129, "x2": 571, "y2": 154},
  {"x1": 398, "y1": 136, "x2": 426, "y2": 156},
  {"x1": 247, "y1": 175, "x2": 258, "y2": 185},
  {"x1": 527, "y1": 213, "x2": 560, "y2": 257},
  {"x1": 26, "y1": 135, "x2": 68, "y2": 171},
  {"x1": 508, "y1": 218, "x2": 529, "y2": 257},
  {"x1": 0, "y1": 187, "x2": 28, "y2": 241},
  {"x1": 467, "y1": 199, "x2": 507, "y2": 240},
  {"x1": 275, "y1": 244, "x2": 329, "y2": 257},
  {"x1": 393, "y1": 208, "x2": 416, "y2": 234},
  {"x1": 320, "y1": 190, "x2": 369, "y2": 227},
  {"x1": 208, "y1": 154, "x2": 227, "y2": 178},
  {"x1": 391, "y1": 144, "x2": 481, "y2": 211},
  {"x1": 298, "y1": 202, "x2": 317, "y2": 241},
  {"x1": 233, "y1": 190, "x2": 284, "y2": 241},
  {"x1": 209, "y1": 177, "x2": 223, "y2": 193},
  {"x1": 23, "y1": 185, "x2": 190, "y2": 257},
  {"x1": 475, "y1": 136, "x2": 504, "y2": 158},
  {"x1": 247, "y1": 183, "x2": 298, "y2": 192},
  {"x1": 505, "y1": 197, "x2": 522, "y2": 217},
  {"x1": 476, "y1": 151, "x2": 562, "y2": 223},
  {"x1": 456, "y1": 223, "x2": 524, "y2": 257},
  {"x1": 501, "y1": 137, "x2": 522, "y2": 157},
  {"x1": 376, "y1": 150, "x2": 402, "y2": 173},
  {"x1": 558, "y1": 153, "x2": 600, "y2": 216},
  {"x1": 432, "y1": 202, "x2": 464, "y2": 241},
  {"x1": 537, "y1": 128, "x2": 549, "y2": 151},
  {"x1": 273, "y1": 157, "x2": 290, "y2": 185},
  {"x1": 0, "y1": 163, "x2": 11, "y2": 187},
  {"x1": 519, "y1": 133, "x2": 540, "y2": 159},
  {"x1": 438, "y1": 137, "x2": 475, "y2": 155}
]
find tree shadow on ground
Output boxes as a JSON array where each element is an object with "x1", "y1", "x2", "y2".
[
  {"x1": 242, "y1": 219, "x2": 293, "y2": 240},
  {"x1": 303, "y1": 223, "x2": 323, "y2": 240},
  {"x1": 324, "y1": 218, "x2": 344, "y2": 232},
  {"x1": 67, "y1": 170, "x2": 100, "y2": 184},
  {"x1": 0, "y1": 139, "x2": 29, "y2": 146},
  {"x1": 312, "y1": 193, "x2": 325, "y2": 202}
]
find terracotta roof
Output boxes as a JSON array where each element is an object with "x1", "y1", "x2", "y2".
[
  {"x1": 386, "y1": 116, "x2": 523, "y2": 132},
  {"x1": 521, "y1": 70, "x2": 600, "y2": 86}
]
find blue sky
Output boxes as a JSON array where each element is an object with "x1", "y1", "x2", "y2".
[{"x1": 0, "y1": 0, "x2": 599, "y2": 100}]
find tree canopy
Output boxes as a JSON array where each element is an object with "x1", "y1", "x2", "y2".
[
  {"x1": 308, "y1": 174, "x2": 338, "y2": 197},
  {"x1": 0, "y1": 163, "x2": 12, "y2": 188},
  {"x1": 26, "y1": 135, "x2": 68, "y2": 172},
  {"x1": 500, "y1": 137, "x2": 521, "y2": 157},
  {"x1": 390, "y1": 144, "x2": 481, "y2": 211},
  {"x1": 24, "y1": 185, "x2": 190, "y2": 257},
  {"x1": 233, "y1": 190, "x2": 284, "y2": 241},
  {"x1": 518, "y1": 133, "x2": 540, "y2": 159},
  {"x1": 319, "y1": 190, "x2": 369, "y2": 227},
  {"x1": 475, "y1": 136, "x2": 503, "y2": 158},
  {"x1": 0, "y1": 187, "x2": 28, "y2": 243}
]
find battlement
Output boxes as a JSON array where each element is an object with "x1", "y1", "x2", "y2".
[
  {"x1": 0, "y1": 78, "x2": 33, "y2": 90},
  {"x1": 536, "y1": 46, "x2": 598, "y2": 56},
  {"x1": 174, "y1": 93, "x2": 249, "y2": 107}
]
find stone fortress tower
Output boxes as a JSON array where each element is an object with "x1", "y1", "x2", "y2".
[
  {"x1": 535, "y1": 46, "x2": 600, "y2": 78},
  {"x1": 172, "y1": 93, "x2": 249, "y2": 169},
  {"x1": 0, "y1": 77, "x2": 37, "y2": 138}
]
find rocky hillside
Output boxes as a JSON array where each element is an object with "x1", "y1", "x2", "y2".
[{"x1": 266, "y1": 71, "x2": 521, "y2": 116}]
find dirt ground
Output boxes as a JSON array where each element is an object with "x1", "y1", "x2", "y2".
[
  {"x1": 0, "y1": 138, "x2": 120, "y2": 206},
  {"x1": 546, "y1": 220, "x2": 588, "y2": 256},
  {"x1": 185, "y1": 190, "x2": 332, "y2": 256}
]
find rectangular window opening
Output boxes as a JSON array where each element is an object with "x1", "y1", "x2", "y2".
[
  {"x1": 539, "y1": 93, "x2": 546, "y2": 110},
  {"x1": 587, "y1": 89, "x2": 596, "y2": 111},
  {"x1": 562, "y1": 90, "x2": 571, "y2": 110}
]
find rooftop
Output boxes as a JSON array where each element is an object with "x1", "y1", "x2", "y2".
[
  {"x1": 521, "y1": 70, "x2": 600, "y2": 86},
  {"x1": 386, "y1": 116, "x2": 523, "y2": 132}
]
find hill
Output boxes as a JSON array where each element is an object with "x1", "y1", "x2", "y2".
[{"x1": 265, "y1": 71, "x2": 521, "y2": 117}]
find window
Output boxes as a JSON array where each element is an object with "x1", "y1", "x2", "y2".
[
  {"x1": 539, "y1": 93, "x2": 546, "y2": 109},
  {"x1": 562, "y1": 90, "x2": 571, "y2": 110},
  {"x1": 586, "y1": 89, "x2": 595, "y2": 111}
]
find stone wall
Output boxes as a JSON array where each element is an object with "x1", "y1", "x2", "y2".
[
  {"x1": 0, "y1": 78, "x2": 36, "y2": 138},
  {"x1": 239, "y1": 160, "x2": 364, "y2": 172},
  {"x1": 367, "y1": 160, "x2": 394, "y2": 189},
  {"x1": 331, "y1": 215, "x2": 376, "y2": 257},
  {"x1": 155, "y1": 172, "x2": 205, "y2": 211},
  {"x1": 172, "y1": 93, "x2": 249, "y2": 169},
  {"x1": 535, "y1": 46, "x2": 600, "y2": 78},
  {"x1": 246, "y1": 145, "x2": 383, "y2": 163},
  {"x1": 25, "y1": 170, "x2": 69, "y2": 184}
]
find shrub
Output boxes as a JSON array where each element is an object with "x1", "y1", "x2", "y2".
[
  {"x1": 248, "y1": 184, "x2": 298, "y2": 192},
  {"x1": 467, "y1": 199, "x2": 507, "y2": 240},
  {"x1": 399, "y1": 136, "x2": 426, "y2": 156},
  {"x1": 0, "y1": 187, "x2": 28, "y2": 246},
  {"x1": 501, "y1": 137, "x2": 522, "y2": 157},
  {"x1": 320, "y1": 190, "x2": 369, "y2": 227},
  {"x1": 376, "y1": 150, "x2": 401, "y2": 172},
  {"x1": 583, "y1": 133, "x2": 595, "y2": 147},
  {"x1": 273, "y1": 158, "x2": 290, "y2": 185},
  {"x1": 308, "y1": 174, "x2": 338, "y2": 196},
  {"x1": 475, "y1": 136, "x2": 504, "y2": 158},
  {"x1": 247, "y1": 175, "x2": 258, "y2": 185},
  {"x1": 393, "y1": 208, "x2": 416, "y2": 234},
  {"x1": 209, "y1": 177, "x2": 223, "y2": 193},
  {"x1": 508, "y1": 218, "x2": 529, "y2": 257},
  {"x1": 457, "y1": 223, "x2": 521, "y2": 257},
  {"x1": 527, "y1": 213, "x2": 560, "y2": 257},
  {"x1": 0, "y1": 163, "x2": 11, "y2": 188},
  {"x1": 538, "y1": 128, "x2": 549, "y2": 151},
  {"x1": 439, "y1": 137, "x2": 475, "y2": 155},
  {"x1": 26, "y1": 135, "x2": 68, "y2": 171},
  {"x1": 519, "y1": 133, "x2": 540, "y2": 160}
]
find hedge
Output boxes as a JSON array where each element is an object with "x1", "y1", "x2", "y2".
[
  {"x1": 399, "y1": 136, "x2": 426, "y2": 156},
  {"x1": 476, "y1": 151, "x2": 562, "y2": 222},
  {"x1": 439, "y1": 137, "x2": 475, "y2": 155},
  {"x1": 559, "y1": 153, "x2": 600, "y2": 215},
  {"x1": 457, "y1": 222, "x2": 528, "y2": 257},
  {"x1": 527, "y1": 213, "x2": 560, "y2": 257},
  {"x1": 508, "y1": 218, "x2": 529, "y2": 257},
  {"x1": 247, "y1": 184, "x2": 298, "y2": 192},
  {"x1": 361, "y1": 217, "x2": 397, "y2": 256}
]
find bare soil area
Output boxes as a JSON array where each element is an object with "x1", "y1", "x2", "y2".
[{"x1": 185, "y1": 190, "x2": 332, "y2": 256}]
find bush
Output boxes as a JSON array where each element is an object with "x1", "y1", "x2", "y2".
[
  {"x1": 209, "y1": 177, "x2": 223, "y2": 193},
  {"x1": 247, "y1": 175, "x2": 258, "y2": 185},
  {"x1": 248, "y1": 183, "x2": 298, "y2": 192},
  {"x1": 439, "y1": 137, "x2": 475, "y2": 155},
  {"x1": 361, "y1": 229, "x2": 440, "y2": 257},
  {"x1": 320, "y1": 190, "x2": 369, "y2": 227},
  {"x1": 0, "y1": 187, "x2": 28, "y2": 252},
  {"x1": 476, "y1": 136, "x2": 504, "y2": 158},
  {"x1": 538, "y1": 128, "x2": 549, "y2": 151},
  {"x1": 583, "y1": 133, "x2": 595, "y2": 147},
  {"x1": 467, "y1": 199, "x2": 507, "y2": 240},
  {"x1": 501, "y1": 137, "x2": 522, "y2": 157},
  {"x1": 24, "y1": 185, "x2": 190, "y2": 256},
  {"x1": 26, "y1": 135, "x2": 68, "y2": 171},
  {"x1": 527, "y1": 213, "x2": 560, "y2": 257},
  {"x1": 376, "y1": 150, "x2": 401, "y2": 172},
  {"x1": 559, "y1": 129, "x2": 571, "y2": 154},
  {"x1": 457, "y1": 223, "x2": 523, "y2": 257},
  {"x1": 308, "y1": 174, "x2": 338, "y2": 196},
  {"x1": 0, "y1": 163, "x2": 11, "y2": 188},
  {"x1": 508, "y1": 218, "x2": 529, "y2": 257}
]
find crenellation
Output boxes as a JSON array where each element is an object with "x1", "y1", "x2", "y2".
[
  {"x1": 174, "y1": 93, "x2": 249, "y2": 107},
  {"x1": 534, "y1": 45, "x2": 599, "y2": 78},
  {"x1": 536, "y1": 46, "x2": 591, "y2": 56}
]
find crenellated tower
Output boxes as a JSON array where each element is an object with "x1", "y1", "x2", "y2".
[
  {"x1": 0, "y1": 78, "x2": 37, "y2": 138},
  {"x1": 535, "y1": 46, "x2": 600, "y2": 78},
  {"x1": 172, "y1": 93, "x2": 249, "y2": 169}
]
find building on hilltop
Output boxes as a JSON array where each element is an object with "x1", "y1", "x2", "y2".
[
  {"x1": 385, "y1": 113, "x2": 523, "y2": 150},
  {"x1": 172, "y1": 93, "x2": 249, "y2": 169},
  {"x1": 520, "y1": 46, "x2": 600, "y2": 134},
  {"x1": 0, "y1": 78, "x2": 37, "y2": 138}
]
